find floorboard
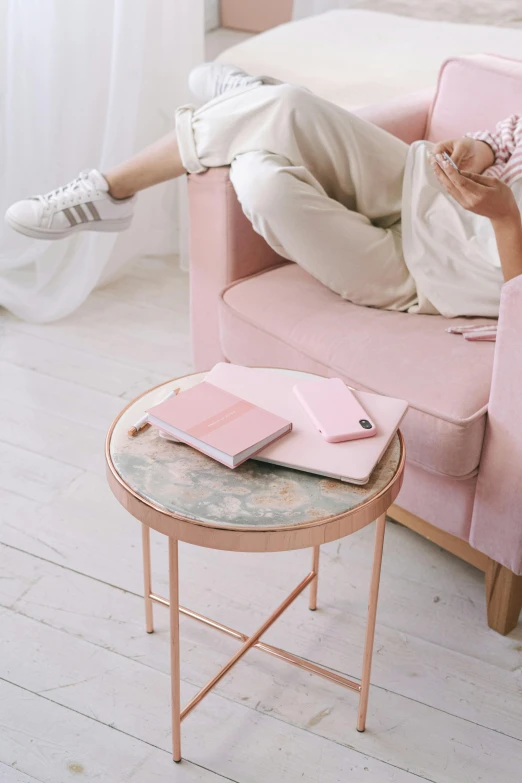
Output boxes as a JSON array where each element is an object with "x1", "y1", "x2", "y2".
[
  {"x1": 0, "y1": 763, "x2": 44, "y2": 783},
  {"x1": 0, "y1": 680, "x2": 229, "y2": 783},
  {"x1": 4, "y1": 539, "x2": 521, "y2": 743},
  {"x1": 7, "y1": 608, "x2": 514, "y2": 783},
  {"x1": 1, "y1": 246, "x2": 521, "y2": 782},
  {"x1": 2, "y1": 536, "x2": 522, "y2": 783}
]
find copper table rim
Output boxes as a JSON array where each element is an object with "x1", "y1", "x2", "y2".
[{"x1": 105, "y1": 370, "x2": 405, "y2": 541}]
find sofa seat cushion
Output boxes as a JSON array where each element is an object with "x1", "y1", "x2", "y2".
[
  {"x1": 216, "y1": 10, "x2": 522, "y2": 111},
  {"x1": 220, "y1": 264, "x2": 496, "y2": 478}
]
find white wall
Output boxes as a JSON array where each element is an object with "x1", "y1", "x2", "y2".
[
  {"x1": 293, "y1": 1, "x2": 359, "y2": 19},
  {"x1": 205, "y1": 0, "x2": 220, "y2": 30}
]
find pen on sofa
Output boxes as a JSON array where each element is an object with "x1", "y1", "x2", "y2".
[{"x1": 128, "y1": 387, "x2": 181, "y2": 436}]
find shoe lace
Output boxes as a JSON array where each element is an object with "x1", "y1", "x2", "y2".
[{"x1": 39, "y1": 170, "x2": 96, "y2": 209}]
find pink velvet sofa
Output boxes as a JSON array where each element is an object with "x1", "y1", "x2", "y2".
[{"x1": 188, "y1": 54, "x2": 522, "y2": 635}]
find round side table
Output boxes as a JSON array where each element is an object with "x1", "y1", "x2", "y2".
[{"x1": 105, "y1": 369, "x2": 405, "y2": 763}]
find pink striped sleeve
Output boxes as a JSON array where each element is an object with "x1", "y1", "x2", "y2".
[{"x1": 467, "y1": 114, "x2": 522, "y2": 166}]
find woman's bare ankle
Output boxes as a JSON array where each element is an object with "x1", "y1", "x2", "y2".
[{"x1": 104, "y1": 174, "x2": 135, "y2": 201}]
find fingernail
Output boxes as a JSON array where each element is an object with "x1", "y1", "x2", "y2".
[{"x1": 436, "y1": 154, "x2": 444, "y2": 163}]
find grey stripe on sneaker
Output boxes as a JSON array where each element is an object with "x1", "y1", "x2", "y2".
[
  {"x1": 73, "y1": 205, "x2": 89, "y2": 223},
  {"x1": 63, "y1": 208, "x2": 78, "y2": 226},
  {"x1": 85, "y1": 201, "x2": 101, "y2": 221}
]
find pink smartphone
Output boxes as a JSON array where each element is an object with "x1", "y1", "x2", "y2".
[{"x1": 293, "y1": 378, "x2": 377, "y2": 443}]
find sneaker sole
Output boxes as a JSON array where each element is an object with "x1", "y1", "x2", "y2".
[{"x1": 5, "y1": 212, "x2": 133, "y2": 240}]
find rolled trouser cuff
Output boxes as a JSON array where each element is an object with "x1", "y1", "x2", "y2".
[{"x1": 175, "y1": 104, "x2": 207, "y2": 174}]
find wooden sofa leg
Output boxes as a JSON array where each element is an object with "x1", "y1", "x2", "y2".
[{"x1": 485, "y1": 560, "x2": 522, "y2": 635}]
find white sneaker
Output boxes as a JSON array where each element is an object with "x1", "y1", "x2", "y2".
[
  {"x1": 188, "y1": 62, "x2": 281, "y2": 104},
  {"x1": 5, "y1": 169, "x2": 135, "y2": 240}
]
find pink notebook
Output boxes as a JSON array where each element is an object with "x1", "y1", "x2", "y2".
[
  {"x1": 206, "y1": 364, "x2": 408, "y2": 484},
  {"x1": 147, "y1": 381, "x2": 292, "y2": 468}
]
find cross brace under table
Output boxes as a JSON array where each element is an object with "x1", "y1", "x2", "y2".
[{"x1": 141, "y1": 515, "x2": 386, "y2": 762}]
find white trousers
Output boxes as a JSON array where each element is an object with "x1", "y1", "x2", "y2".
[{"x1": 176, "y1": 83, "x2": 418, "y2": 311}]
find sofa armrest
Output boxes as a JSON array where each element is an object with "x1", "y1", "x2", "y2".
[
  {"x1": 188, "y1": 168, "x2": 285, "y2": 370},
  {"x1": 355, "y1": 88, "x2": 434, "y2": 144},
  {"x1": 471, "y1": 274, "x2": 522, "y2": 575}
]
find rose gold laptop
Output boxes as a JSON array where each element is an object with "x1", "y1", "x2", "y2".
[{"x1": 206, "y1": 364, "x2": 408, "y2": 485}]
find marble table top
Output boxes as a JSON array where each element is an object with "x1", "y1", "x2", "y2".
[{"x1": 108, "y1": 370, "x2": 401, "y2": 530}]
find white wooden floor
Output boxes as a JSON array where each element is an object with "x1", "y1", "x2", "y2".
[{"x1": 0, "y1": 255, "x2": 521, "y2": 783}]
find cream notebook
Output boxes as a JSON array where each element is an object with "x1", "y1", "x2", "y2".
[{"x1": 206, "y1": 364, "x2": 408, "y2": 484}]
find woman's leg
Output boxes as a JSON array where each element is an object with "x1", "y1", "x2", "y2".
[
  {"x1": 7, "y1": 77, "x2": 413, "y2": 307},
  {"x1": 230, "y1": 150, "x2": 416, "y2": 310},
  {"x1": 176, "y1": 82, "x2": 409, "y2": 227},
  {"x1": 104, "y1": 130, "x2": 186, "y2": 199},
  {"x1": 173, "y1": 82, "x2": 415, "y2": 309},
  {"x1": 102, "y1": 81, "x2": 415, "y2": 309},
  {"x1": 108, "y1": 80, "x2": 409, "y2": 212},
  {"x1": 5, "y1": 129, "x2": 189, "y2": 239}
]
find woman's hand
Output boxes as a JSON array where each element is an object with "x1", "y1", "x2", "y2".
[
  {"x1": 431, "y1": 153, "x2": 518, "y2": 222},
  {"x1": 431, "y1": 153, "x2": 522, "y2": 282},
  {"x1": 432, "y1": 137, "x2": 495, "y2": 174}
]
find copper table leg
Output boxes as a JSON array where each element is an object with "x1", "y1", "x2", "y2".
[
  {"x1": 357, "y1": 513, "x2": 386, "y2": 732},
  {"x1": 142, "y1": 524, "x2": 154, "y2": 633},
  {"x1": 309, "y1": 545, "x2": 320, "y2": 611},
  {"x1": 169, "y1": 537, "x2": 182, "y2": 762},
  {"x1": 143, "y1": 518, "x2": 386, "y2": 761}
]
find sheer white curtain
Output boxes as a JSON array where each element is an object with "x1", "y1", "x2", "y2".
[{"x1": 0, "y1": 0, "x2": 203, "y2": 322}]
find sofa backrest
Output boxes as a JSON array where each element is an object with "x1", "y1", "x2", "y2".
[{"x1": 426, "y1": 54, "x2": 522, "y2": 142}]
